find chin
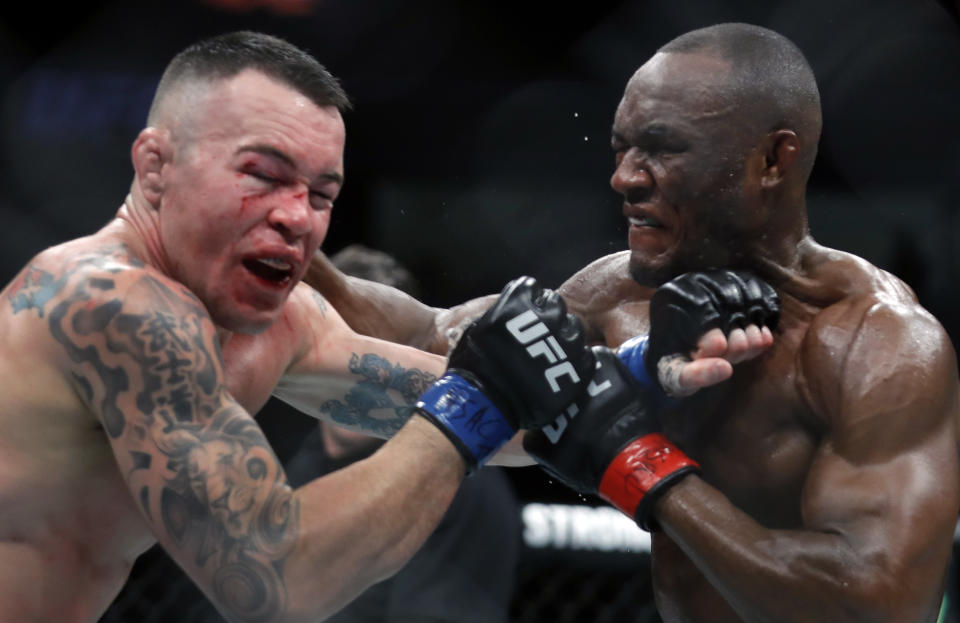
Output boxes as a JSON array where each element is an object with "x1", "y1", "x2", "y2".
[
  {"x1": 211, "y1": 305, "x2": 278, "y2": 335},
  {"x1": 628, "y1": 252, "x2": 681, "y2": 288}
]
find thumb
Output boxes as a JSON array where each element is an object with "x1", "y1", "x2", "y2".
[{"x1": 659, "y1": 355, "x2": 733, "y2": 397}]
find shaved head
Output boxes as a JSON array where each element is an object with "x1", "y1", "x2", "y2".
[
  {"x1": 659, "y1": 23, "x2": 822, "y2": 177},
  {"x1": 146, "y1": 31, "x2": 350, "y2": 147}
]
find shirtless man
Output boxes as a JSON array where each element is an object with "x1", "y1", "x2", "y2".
[
  {"x1": 0, "y1": 30, "x2": 617, "y2": 622},
  {"x1": 307, "y1": 23, "x2": 960, "y2": 622}
]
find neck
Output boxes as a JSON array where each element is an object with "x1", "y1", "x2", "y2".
[
  {"x1": 740, "y1": 191, "x2": 809, "y2": 277},
  {"x1": 752, "y1": 236, "x2": 848, "y2": 308},
  {"x1": 114, "y1": 194, "x2": 175, "y2": 277},
  {"x1": 115, "y1": 194, "x2": 234, "y2": 348}
]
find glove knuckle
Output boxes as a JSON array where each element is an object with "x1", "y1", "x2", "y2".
[{"x1": 454, "y1": 279, "x2": 595, "y2": 430}]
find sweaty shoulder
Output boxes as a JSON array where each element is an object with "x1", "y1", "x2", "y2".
[
  {"x1": 1, "y1": 238, "x2": 221, "y2": 429},
  {"x1": 796, "y1": 248, "x2": 956, "y2": 432},
  {"x1": 558, "y1": 251, "x2": 654, "y2": 345},
  {"x1": 4, "y1": 238, "x2": 199, "y2": 331},
  {"x1": 42, "y1": 239, "x2": 199, "y2": 308}
]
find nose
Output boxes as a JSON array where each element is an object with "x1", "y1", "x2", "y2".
[
  {"x1": 610, "y1": 148, "x2": 653, "y2": 198},
  {"x1": 267, "y1": 188, "x2": 313, "y2": 239}
]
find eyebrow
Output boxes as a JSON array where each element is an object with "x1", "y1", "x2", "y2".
[
  {"x1": 611, "y1": 123, "x2": 691, "y2": 148},
  {"x1": 237, "y1": 144, "x2": 344, "y2": 186}
]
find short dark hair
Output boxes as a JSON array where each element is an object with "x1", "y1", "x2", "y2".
[
  {"x1": 149, "y1": 30, "x2": 351, "y2": 122},
  {"x1": 660, "y1": 23, "x2": 821, "y2": 169}
]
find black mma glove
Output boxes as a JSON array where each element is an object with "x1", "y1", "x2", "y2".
[
  {"x1": 617, "y1": 269, "x2": 780, "y2": 396},
  {"x1": 416, "y1": 276, "x2": 595, "y2": 471},
  {"x1": 524, "y1": 347, "x2": 697, "y2": 530}
]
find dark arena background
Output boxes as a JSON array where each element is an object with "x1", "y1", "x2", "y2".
[{"x1": 2, "y1": 1, "x2": 960, "y2": 621}]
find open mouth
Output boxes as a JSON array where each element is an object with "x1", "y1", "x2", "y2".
[{"x1": 242, "y1": 257, "x2": 294, "y2": 286}]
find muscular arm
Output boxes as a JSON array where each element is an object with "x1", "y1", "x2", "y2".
[
  {"x1": 654, "y1": 300, "x2": 960, "y2": 623},
  {"x1": 305, "y1": 249, "x2": 657, "y2": 353},
  {"x1": 303, "y1": 250, "x2": 494, "y2": 355},
  {"x1": 273, "y1": 285, "x2": 445, "y2": 439},
  {"x1": 37, "y1": 254, "x2": 465, "y2": 622},
  {"x1": 274, "y1": 285, "x2": 533, "y2": 466}
]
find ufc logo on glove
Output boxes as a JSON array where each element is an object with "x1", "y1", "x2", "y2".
[{"x1": 506, "y1": 310, "x2": 581, "y2": 393}]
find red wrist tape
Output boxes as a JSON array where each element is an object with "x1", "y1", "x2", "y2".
[{"x1": 598, "y1": 433, "x2": 699, "y2": 518}]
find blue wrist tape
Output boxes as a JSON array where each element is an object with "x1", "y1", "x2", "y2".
[
  {"x1": 416, "y1": 373, "x2": 515, "y2": 467},
  {"x1": 616, "y1": 334, "x2": 657, "y2": 390}
]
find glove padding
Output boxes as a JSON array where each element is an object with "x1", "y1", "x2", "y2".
[
  {"x1": 643, "y1": 269, "x2": 780, "y2": 387},
  {"x1": 524, "y1": 347, "x2": 698, "y2": 530},
  {"x1": 417, "y1": 276, "x2": 594, "y2": 470}
]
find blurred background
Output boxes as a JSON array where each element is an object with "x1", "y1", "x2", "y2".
[{"x1": 2, "y1": 0, "x2": 960, "y2": 621}]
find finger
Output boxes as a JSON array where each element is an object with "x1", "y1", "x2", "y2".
[
  {"x1": 744, "y1": 324, "x2": 765, "y2": 349},
  {"x1": 729, "y1": 324, "x2": 775, "y2": 363},
  {"x1": 693, "y1": 328, "x2": 728, "y2": 359},
  {"x1": 760, "y1": 325, "x2": 774, "y2": 346},
  {"x1": 732, "y1": 325, "x2": 764, "y2": 364},
  {"x1": 723, "y1": 328, "x2": 750, "y2": 363},
  {"x1": 659, "y1": 354, "x2": 733, "y2": 397}
]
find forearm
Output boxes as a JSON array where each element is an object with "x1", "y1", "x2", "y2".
[
  {"x1": 655, "y1": 476, "x2": 931, "y2": 623},
  {"x1": 336, "y1": 275, "x2": 444, "y2": 350},
  {"x1": 303, "y1": 252, "x2": 443, "y2": 350},
  {"x1": 327, "y1": 288, "x2": 499, "y2": 357},
  {"x1": 276, "y1": 338, "x2": 447, "y2": 439},
  {"x1": 282, "y1": 416, "x2": 465, "y2": 620}
]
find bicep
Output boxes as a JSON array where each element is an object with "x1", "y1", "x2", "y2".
[
  {"x1": 58, "y1": 271, "x2": 297, "y2": 619},
  {"x1": 802, "y1": 428, "x2": 957, "y2": 562},
  {"x1": 111, "y1": 396, "x2": 295, "y2": 619},
  {"x1": 277, "y1": 289, "x2": 447, "y2": 438},
  {"x1": 801, "y1": 306, "x2": 960, "y2": 581}
]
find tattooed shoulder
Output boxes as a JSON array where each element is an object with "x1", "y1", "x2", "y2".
[
  {"x1": 7, "y1": 243, "x2": 147, "y2": 318},
  {"x1": 16, "y1": 248, "x2": 221, "y2": 437},
  {"x1": 13, "y1": 244, "x2": 301, "y2": 620}
]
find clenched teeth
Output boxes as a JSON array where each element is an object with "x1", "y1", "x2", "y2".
[{"x1": 629, "y1": 215, "x2": 662, "y2": 228}]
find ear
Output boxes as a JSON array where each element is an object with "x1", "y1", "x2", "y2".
[
  {"x1": 131, "y1": 127, "x2": 173, "y2": 208},
  {"x1": 760, "y1": 129, "x2": 800, "y2": 190}
]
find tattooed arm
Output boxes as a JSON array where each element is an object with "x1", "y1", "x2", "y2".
[
  {"x1": 273, "y1": 285, "x2": 447, "y2": 439},
  {"x1": 38, "y1": 255, "x2": 465, "y2": 622},
  {"x1": 273, "y1": 284, "x2": 535, "y2": 466}
]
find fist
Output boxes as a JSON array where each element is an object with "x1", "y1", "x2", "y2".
[
  {"x1": 524, "y1": 347, "x2": 698, "y2": 530},
  {"x1": 417, "y1": 276, "x2": 595, "y2": 469},
  {"x1": 448, "y1": 276, "x2": 594, "y2": 429},
  {"x1": 646, "y1": 269, "x2": 779, "y2": 381}
]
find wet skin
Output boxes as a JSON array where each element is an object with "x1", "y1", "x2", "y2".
[
  {"x1": 562, "y1": 51, "x2": 959, "y2": 623},
  {"x1": 305, "y1": 50, "x2": 960, "y2": 623},
  {"x1": 0, "y1": 69, "x2": 461, "y2": 622}
]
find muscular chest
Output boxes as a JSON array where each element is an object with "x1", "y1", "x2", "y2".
[
  {"x1": 0, "y1": 416, "x2": 155, "y2": 561},
  {"x1": 597, "y1": 293, "x2": 823, "y2": 526},
  {"x1": 665, "y1": 333, "x2": 819, "y2": 526}
]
